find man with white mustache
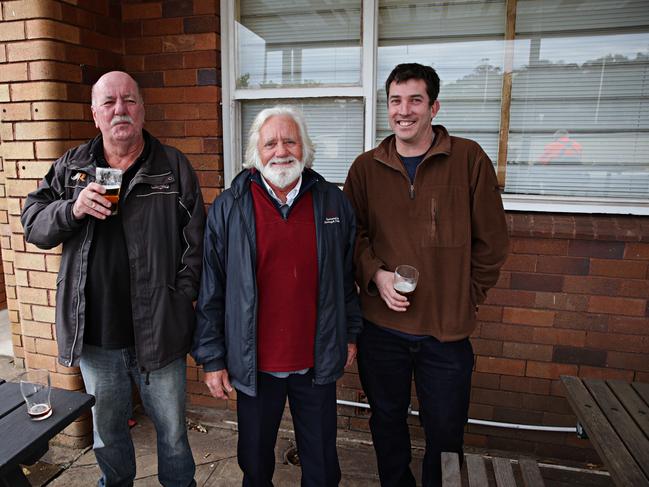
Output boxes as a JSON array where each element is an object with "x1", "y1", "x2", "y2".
[
  {"x1": 192, "y1": 105, "x2": 362, "y2": 486},
  {"x1": 344, "y1": 63, "x2": 508, "y2": 487},
  {"x1": 22, "y1": 71, "x2": 204, "y2": 487}
]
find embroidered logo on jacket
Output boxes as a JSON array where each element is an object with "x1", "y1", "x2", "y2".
[
  {"x1": 324, "y1": 217, "x2": 340, "y2": 224},
  {"x1": 71, "y1": 173, "x2": 86, "y2": 182}
]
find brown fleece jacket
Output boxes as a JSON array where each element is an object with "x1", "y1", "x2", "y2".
[{"x1": 343, "y1": 125, "x2": 509, "y2": 341}]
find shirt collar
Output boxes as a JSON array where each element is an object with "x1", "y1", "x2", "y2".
[{"x1": 260, "y1": 174, "x2": 302, "y2": 207}]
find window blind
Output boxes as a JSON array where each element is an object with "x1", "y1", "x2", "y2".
[
  {"x1": 506, "y1": 0, "x2": 649, "y2": 199},
  {"x1": 236, "y1": 0, "x2": 362, "y2": 89}
]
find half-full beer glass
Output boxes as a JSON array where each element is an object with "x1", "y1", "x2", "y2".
[
  {"x1": 394, "y1": 265, "x2": 419, "y2": 297},
  {"x1": 95, "y1": 167, "x2": 122, "y2": 215}
]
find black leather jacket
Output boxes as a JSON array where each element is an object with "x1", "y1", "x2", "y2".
[
  {"x1": 191, "y1": 168, "x2": 362, "y2": 397},
  {"x1": 21, "y1": 132, "x2": 205, "y2": 371}
]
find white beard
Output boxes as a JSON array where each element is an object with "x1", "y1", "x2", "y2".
[{"x1": 258, "y1": 156, "x2": 305, "y2": 189}]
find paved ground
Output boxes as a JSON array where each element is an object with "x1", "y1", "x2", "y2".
[{"x1": 0, "y1": 356, "x2": 612, "y2": 486}]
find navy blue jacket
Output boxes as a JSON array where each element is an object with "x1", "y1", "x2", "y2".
[{"x1": 191, "y1": 168, "x2": 362, "y2": 396}]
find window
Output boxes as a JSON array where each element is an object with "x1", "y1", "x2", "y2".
[
  {"x1": 236, "y1": 0, "x2": 362, "y2": 89},
  {"x1": 222, "y1": 0, "x2": 649, "y2": 214},
  {"x1": 506, "y1": 0, "x2": 649, "y2": 201}
]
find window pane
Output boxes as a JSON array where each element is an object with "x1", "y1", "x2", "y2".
[
  {"x1": 506, "y1": 0, "x2": 649, "y2": 199},
  {"x1": 241, "y1": 99, "x2": 364, "y2": 184},
  {"x1": 236, "y1": 0, "x2": 362, "y2": 89},
  {"x1": 376, "y1": 0, "x2": 506, "y2": 162}
]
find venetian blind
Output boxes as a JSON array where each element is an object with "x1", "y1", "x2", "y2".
[
  {"x1": 506, "y1": 0, "x2": 649, "y2": 199},
  {"x1": 236, "y1": 0, "x2": 362, "y2": 89}
]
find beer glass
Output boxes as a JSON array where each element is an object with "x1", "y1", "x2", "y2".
[
  {"x1": 19, "y1": 369, "x2": 52, "y2": 420},
  {"x1": 393, "y1": 265, "x2": 419, "y2": 297},
  {"x1": 95, "y1": 167, "x2": 123, "y2": 215}
]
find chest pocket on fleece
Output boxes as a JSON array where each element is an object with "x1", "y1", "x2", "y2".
[{"x1": 417, "y1": 185, "x2": 469, "y2": 248}]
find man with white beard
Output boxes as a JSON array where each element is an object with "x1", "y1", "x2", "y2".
[{"x1": 192, "y1": 106, "x2": 362, "y2": 487}]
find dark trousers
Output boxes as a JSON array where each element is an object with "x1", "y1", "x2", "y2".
[
  {"x1": 358, "y1": 321, "x2": 474, "y2": 487},
  {"x1": 237, "y1": 371, "x2": 341, "y2": 487}
]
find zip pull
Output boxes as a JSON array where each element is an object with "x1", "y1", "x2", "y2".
[{"x1": 409, "y1": 184, "x2": 415, "y2": 200}]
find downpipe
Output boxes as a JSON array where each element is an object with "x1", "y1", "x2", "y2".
[{"x1": 336, "y1": 399, "x2": 577, "y2": 433}]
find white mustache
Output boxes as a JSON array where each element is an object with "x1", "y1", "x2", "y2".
[{"x1": 111, "y1": 115, "x2": 133, "y2": 126}]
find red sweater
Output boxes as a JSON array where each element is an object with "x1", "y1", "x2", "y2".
[{"x1": 251, "y1": 183, "x2": 318, "y2": 372}]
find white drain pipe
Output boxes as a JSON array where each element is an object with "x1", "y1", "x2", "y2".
[{"x1": 336, "y1": 399, "x2": 577, "y2": 433}]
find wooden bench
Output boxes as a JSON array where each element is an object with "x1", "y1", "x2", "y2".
[{"x1": 442, "y1": 452, "x2": 545, "y2": 487}]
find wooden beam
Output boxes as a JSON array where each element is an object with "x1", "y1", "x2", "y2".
[{"x1": 496, "y1": 0, "x2": 517, "y2": 189}]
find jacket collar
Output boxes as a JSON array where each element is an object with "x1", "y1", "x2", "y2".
[
  {"x1": 374, "y1": 124, "x2": 452, "y2": 170},
  {"x1": 70, "y1": 130, "x2": 160, "y2": 174}
]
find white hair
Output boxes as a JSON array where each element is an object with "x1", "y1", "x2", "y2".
[{"x1": 243, "y1": 105, "x2": 315, "y2": 169}]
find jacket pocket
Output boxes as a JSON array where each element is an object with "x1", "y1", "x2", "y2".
[{"x1": 424, "y1": 186, "x2": 469, "y2": 248}]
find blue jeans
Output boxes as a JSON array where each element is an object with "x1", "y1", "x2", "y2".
[
  {"x1": 358, "y1": 322, "x2": 473, "y2": 487},
  {"x1": 80, "y1": 345, "x2": 196, "y2": 487}
]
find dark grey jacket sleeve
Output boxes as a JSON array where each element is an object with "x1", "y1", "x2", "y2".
[
  {"x1": 341, "y1": 194, "x2": 363, "y2": 343},
  {"x1": 173, "y1": 153, "x2": 206, "y2": 301},
  {"x1": 21, "y1": 155, "x2": 85, "y2": 249}
]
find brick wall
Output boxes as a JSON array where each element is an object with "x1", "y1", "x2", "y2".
[{"x1": 0, "y1": 0, "x2": 221, "y2": 447}]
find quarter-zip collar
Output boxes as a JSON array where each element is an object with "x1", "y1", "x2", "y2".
[{"x1": 374, "y1": 124, "x2": 452, "y2": 173}]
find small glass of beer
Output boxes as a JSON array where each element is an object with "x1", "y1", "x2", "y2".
[
  {"x1": 19, "y1": 369, "x2": 52, "y2": 421},
  {"x1": 95, "y1": 167, "x2": 123, "y2": 215},
  {"x1": 394, "y1": 265, "x2": 419, "y2": 297}
]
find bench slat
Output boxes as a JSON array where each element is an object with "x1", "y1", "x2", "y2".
[
  {"x1": 632, "y1": 382, "x2": 649, "y2": 408},
  {"x1": 466, "y1": 454, "x2": 488, "y2": 487},
  {"x1": 441, "y1": 452, "x2": 462, "y2": 487},
  {"x1": 519, "y1": 458, "x2": 544, "y2": 487},
  {"x1": 492, "y1": 457, "x2": 517, "y2": 487},
  {"x1": 608, "y1": 380, "x2": 649, "y2": 444}
]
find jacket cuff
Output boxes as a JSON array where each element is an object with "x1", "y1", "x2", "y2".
[
  {"x1": 363, "y1": 261, "x2": 384, "y2": 296},
  {"x1": 65, "y1": 201, "x2": 85, "y2": 228},
  {"x1": 203, "y1": 359, "x2": 225, "y2": 373}
]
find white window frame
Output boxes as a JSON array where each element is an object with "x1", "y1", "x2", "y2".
[{"x1": 220, "y1": 0, "x2": 649, "y2": 215}]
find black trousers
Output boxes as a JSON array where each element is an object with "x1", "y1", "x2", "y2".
[
  {"x1": 236, "y1": 370, "x2": 341, "y2": 487},
  {"x1": 358, "y1": 321, "x2": 474, "y2": 487}
]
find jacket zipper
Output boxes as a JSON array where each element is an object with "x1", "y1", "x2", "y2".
[{"x1": 68, "y1": 222, "x2": 92, "y2": 366}]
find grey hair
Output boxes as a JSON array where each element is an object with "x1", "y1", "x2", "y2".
[{"x1": 243, "y1": 105, "x2": 315, "y2": 169}]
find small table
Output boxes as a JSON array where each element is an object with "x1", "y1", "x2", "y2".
[
  {"x1": 0, "y1": 378, "x2": 95, "y2": 487},
  {"x1": 561, "y1": 375, "x2": 649, "y2": 487}
]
